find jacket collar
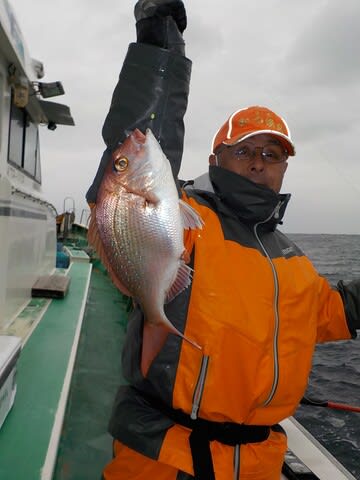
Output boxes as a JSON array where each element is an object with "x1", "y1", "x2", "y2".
[{"x1": 191, "y1": 167, "x2": 291, "y2": 230}]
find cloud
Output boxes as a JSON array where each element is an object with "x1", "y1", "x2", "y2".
[
  {"x1": 285, "y1": 0, "x2": 360, "y2": 88},
  {"x1": 264, "y1": 0, "x2": 360, "y2": 148},
  {"x1": 9, "y1": 0, "x2": 360, "y2": 233},
  {"x1": 185, "y1": 12, "x2": 224, "y2": 63}
]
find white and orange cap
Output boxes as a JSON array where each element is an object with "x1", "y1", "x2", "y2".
[{"x1": 211, "y1": 106, "x2": 296, "y2": 156}]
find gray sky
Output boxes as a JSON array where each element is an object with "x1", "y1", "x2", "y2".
[{"x1": 11, "y1": 0, "x2": 360, "y2": 233}]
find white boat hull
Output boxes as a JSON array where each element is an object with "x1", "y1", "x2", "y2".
[{"x1": 281, "y1": 416, "x2": 356, "y2": 479}]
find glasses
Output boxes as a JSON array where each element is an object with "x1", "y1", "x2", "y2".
[{"x1": 231, "y1": 142, "x2": 288, "y2": 164}]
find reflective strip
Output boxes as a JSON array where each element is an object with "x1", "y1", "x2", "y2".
[
  {"x1": 0, "y1": 206, "x2": 47, "y2": 220},
  {"x1": 233, "y1": 444, "x2": 240, "y2": 480},
  {"x1": 254, "y1": 202, "x2": 282, "y2": 406},
  {"x1": 190, "y1": 354, "x2": 209, "y2": 420}
]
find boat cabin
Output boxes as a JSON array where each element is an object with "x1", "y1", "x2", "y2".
[{"x1": 0, "y1": 0, "x2": 74, "y2": 330}]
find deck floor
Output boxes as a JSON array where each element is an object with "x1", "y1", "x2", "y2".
[
  {"x1": 52, "y1": 266, "x2": 128, "y2": 480},
  {"x1": 0, "y1": 262, "x2": 92, "y2": 479}
]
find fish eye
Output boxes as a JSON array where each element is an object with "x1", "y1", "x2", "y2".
[{"x1": 114, "y1": 156, "x2": 129, "y2": 172}]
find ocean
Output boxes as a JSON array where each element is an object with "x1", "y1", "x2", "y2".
[{"x1": 288, "y1": 234, "x2": 360, "y2": 478}]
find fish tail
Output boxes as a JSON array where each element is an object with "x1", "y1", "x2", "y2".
[
  {"x1": 159, "y1": 314, "x2": 201, "y2": 350},
  {"x1": 165, "y1": 319, "x2": 201, "y2": 350},
  {"x1": 141, "y1": 314, "x2": 201, "y2": 377}
]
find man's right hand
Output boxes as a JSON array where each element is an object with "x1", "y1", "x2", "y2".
[{"x1": 134, "y1": 0, "x2": 187, "y2": 33}]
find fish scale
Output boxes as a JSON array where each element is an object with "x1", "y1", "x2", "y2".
[{"x1": 113, "y1": 194, "x2": 180, "y2": 297}]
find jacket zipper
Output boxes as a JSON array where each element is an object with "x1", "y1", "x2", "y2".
[
  {"x1": 253, "y1": 201, "x2": 282, "y2": 406},
  {"x1": 191, "y1": 354, "x2": 210, "y2": 419}
]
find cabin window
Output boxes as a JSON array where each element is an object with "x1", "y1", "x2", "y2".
[
  {"x1": 7, "y1": 101, "x2": 41, "y2": 183},
  {"x1": 34, "y1": 141, "x2": 41, "y2": 183},
  {"x1": 8, "y1": 103, "x2": 25, "y2": 168},
  {"x1": 23, "y1": 120, "x2": 39, "y2": 180}
]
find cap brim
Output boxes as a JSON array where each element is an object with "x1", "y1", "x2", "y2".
[{"x1": 222, "y1": 130, "x2": 296, "y2": 156}]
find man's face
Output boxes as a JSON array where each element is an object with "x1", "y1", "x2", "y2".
[{"x1": 209, "y1": 133, "x2": 289, "y2": 193}]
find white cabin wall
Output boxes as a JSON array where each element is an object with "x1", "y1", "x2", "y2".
[
  {"x1": 0, "y1": 187, "x2": 56, "y2": 329},
  {"x1": 0, "y1": 180, "x2": 11, "y2": 327},
  {"x1": 0, "y1": 53, "x2": 56, "y2": 329},
  {"x1": 0, "y1": 54, "x2": 11, "y2": 178}
]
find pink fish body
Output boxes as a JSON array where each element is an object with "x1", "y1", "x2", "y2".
[{"x1": 88, "y1": 129, "x2": 203, "y2": 373}]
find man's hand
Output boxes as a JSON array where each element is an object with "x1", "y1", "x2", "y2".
[{"x1": 134, "y1": 0, "x2": 187, "y2": 33}]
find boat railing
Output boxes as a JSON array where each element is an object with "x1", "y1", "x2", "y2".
[
  {"x1": 80, "y1": 208, "x2": 91, "y2": 226},
  {"x1": 63, "y1": 196, "x2": 75, "y2": 215}
]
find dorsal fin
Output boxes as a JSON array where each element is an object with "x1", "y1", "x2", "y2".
[
  {"x1": 179, "y1": 199, "x2": 204, "y2": 230},
  {"x1": 88, "y1": 206, "x2": 132, "y2": 297}
]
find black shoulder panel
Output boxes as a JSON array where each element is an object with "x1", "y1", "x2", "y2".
[{"x1": 186, "y1": 190, "x2": 304, "y2": 260}]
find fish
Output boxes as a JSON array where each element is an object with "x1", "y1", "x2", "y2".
[{"x1": 88, "y1": 128, "x2": 204, "y2": 375}]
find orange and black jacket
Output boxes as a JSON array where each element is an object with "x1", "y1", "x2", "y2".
[{"x1": 87, "y1": 42, "x2": 360, "y2": 477}]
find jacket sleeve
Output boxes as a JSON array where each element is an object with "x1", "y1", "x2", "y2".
[
  {"x1": 86, "y1": 42, "x2": 192, "y2": 204},
  {"x1": 316, "y1": 276, "x2": 359, "y2": 343},
  {"x1": 336, "y1": 279, "x2": 360, "y2": 336}
]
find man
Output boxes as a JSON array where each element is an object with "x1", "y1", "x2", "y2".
[{"x1": 87, "y1": 2, "x2": 360, "y2": 479}]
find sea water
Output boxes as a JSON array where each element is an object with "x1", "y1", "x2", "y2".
[{"x1": 288, "y1": 233, "x2": 360, "y2": 478}]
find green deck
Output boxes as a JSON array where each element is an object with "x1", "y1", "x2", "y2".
[
  {"x1": 0, "y1": 261, "x2": 128, "y2": 479},
  {"x1": 52, "y1": 267, "x2": 128, "y2": 480}
]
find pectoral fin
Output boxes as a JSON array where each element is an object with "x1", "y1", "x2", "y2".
[{"x1": 179, "y1": 199, "x2": 204, "y2": 230}]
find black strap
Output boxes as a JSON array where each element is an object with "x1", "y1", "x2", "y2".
[
  {"x1": 186, "y1": 415, "x2": 270, "y2": 480},
  {"x1": 142, "y1": 392, "x2": 270, "y2": 480},
  {"x1": 189, "y1": 428, "x2": 214, "y2": 480}
]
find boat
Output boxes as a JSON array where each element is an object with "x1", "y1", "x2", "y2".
[
  {"x1": 0, "y1": 0, "x2": 74, "y2": 332},
  {"x1": 0, "y1": 2, "x2": 357, "y2": 479}
]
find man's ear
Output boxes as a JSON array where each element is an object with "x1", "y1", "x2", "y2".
[{"x1": 209, "y1": 153, "x2": 218, "y2": 166}]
